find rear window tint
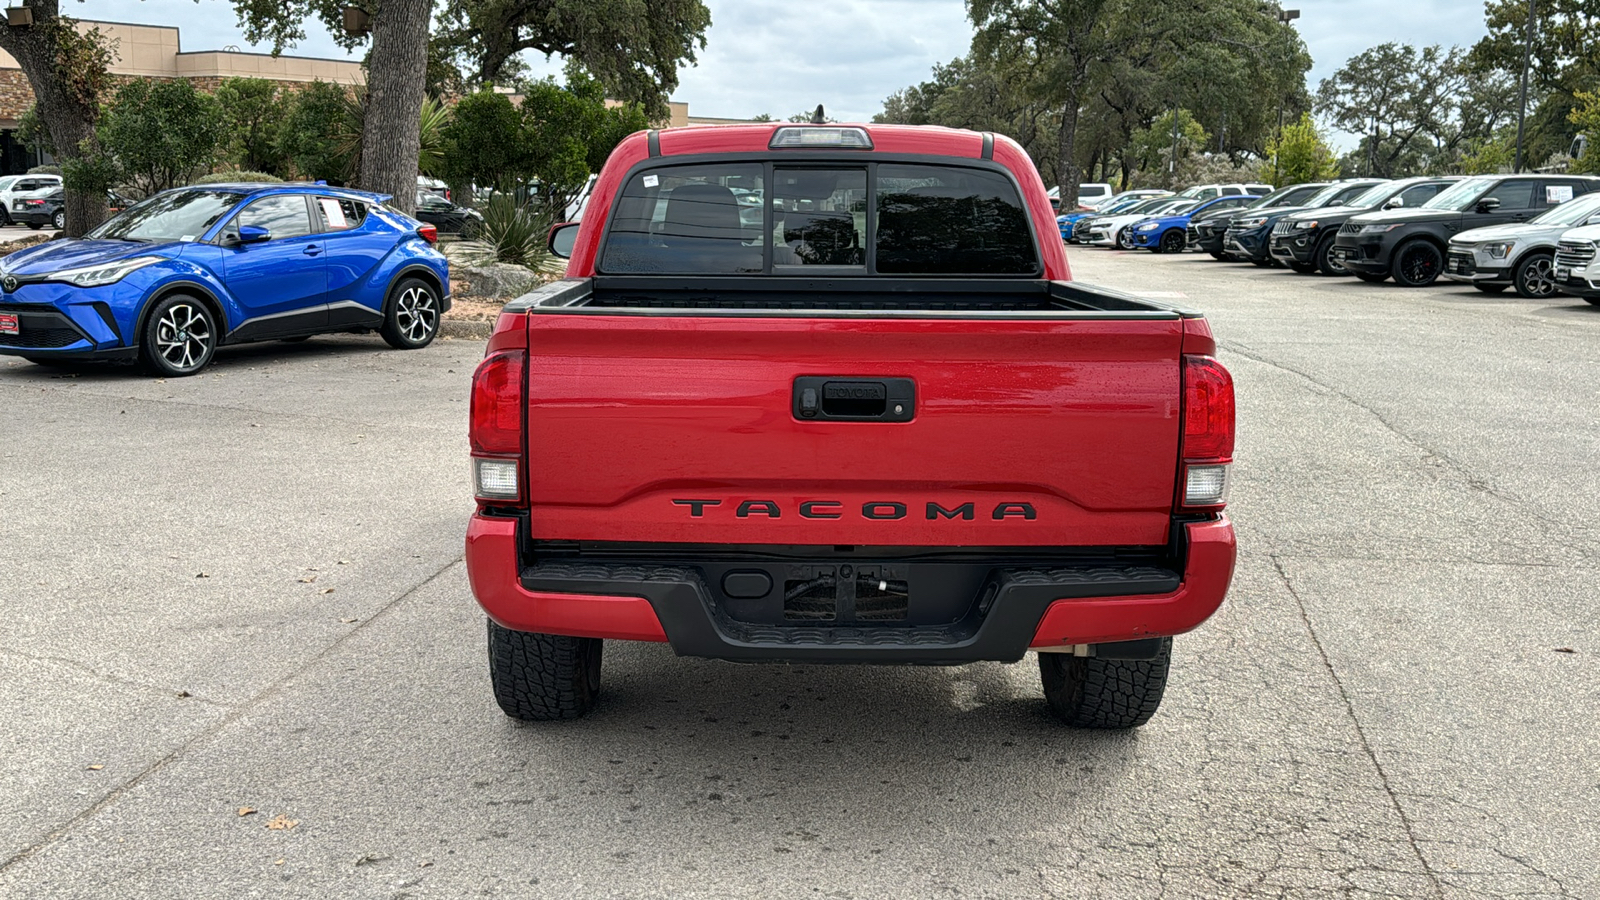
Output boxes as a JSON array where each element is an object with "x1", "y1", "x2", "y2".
[
  {"x1": 598, "y1": 161, "x2": 1038, "y2": 276},
  {"x1": 875, "y1": 165, "x2": 1038, "y2": 274},
  {"x1": 600, "y1": 164, "x2": 766, "y2": 275}
]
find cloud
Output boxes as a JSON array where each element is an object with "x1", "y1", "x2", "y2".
[{"x1": 82, "y1": 0, "x2": 1501, "y2": 139}]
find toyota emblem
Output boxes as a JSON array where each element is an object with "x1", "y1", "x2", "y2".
[{"x1": 1, "y1": 275, "x2": 16, "y2": 293}]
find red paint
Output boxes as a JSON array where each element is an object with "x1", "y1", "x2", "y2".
[
  {"x1": 466, "y1": 514, "x2": 669, "y2": 642},
  {"x1": 1028, "y1": 517, "x2": 1236, "y2": 647},
  {"x1": 522, "y1": 314, "x2": 1183, "y2": 546}
]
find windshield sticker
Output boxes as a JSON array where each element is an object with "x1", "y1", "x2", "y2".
[
  {"x1": 1548, "y1": 185, "x2": 1574, "y2": 204},
  {"x1": 642, "y1": 175, "x2": 659, "y2": 188},
  {"x1": 319, "y1": 198, "x2": 348, "y2": 228},
  {"x1": 180, "y1": 235, "x2": 195, "y2": 242}
]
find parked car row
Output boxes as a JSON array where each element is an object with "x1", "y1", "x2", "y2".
[{"x1": 1063, "y1": 173, "x2": 1600, "y2": 300}]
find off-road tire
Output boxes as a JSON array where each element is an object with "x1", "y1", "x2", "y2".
[
  {"x1": 379, "y1": 276, "x2": 441, "y2": 350},
  {"x1": 1473, "y1": 283, "x2": 1509, "y2": 294},
  {"x1": 1039, "y1": 638, "x2": 1172, "y2": 729},
  {"x1": 487, "y1": 620, "x2": 603, "y2": 721}
]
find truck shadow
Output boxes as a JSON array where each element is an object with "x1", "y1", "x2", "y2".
[{"x1": 480, "y1": 642, "x2": 1150, "y2": 835}]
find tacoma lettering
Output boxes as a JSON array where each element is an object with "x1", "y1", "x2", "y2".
[{"x1": 674, "y1": 499, "x2": 1036, "y2": 520}]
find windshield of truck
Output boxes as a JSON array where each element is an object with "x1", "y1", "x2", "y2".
[
  {"x1": 1424, "y1": 176, "x2": 1497, "y2": 211},
  {"x1": 1348, "y1": 181, "x2": 1407, "y2": 208},
  {"x1": 599, "y1": 162, "x2": 1040, "y2": 276},
  {"x1": 1530, "y1": 190, "x2": 1600, "y2": 225}
]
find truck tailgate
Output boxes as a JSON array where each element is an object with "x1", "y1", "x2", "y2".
[{"x1": 524, "y1": 314, "x2": 1183, "y2": 547}]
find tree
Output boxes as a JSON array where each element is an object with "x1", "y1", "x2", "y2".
[
  {"x1": 215, "y1": 77, "x2": 289, "y2": 174},
  {"x1": 432, "y1": 0, "x2": 711, "y2": 115},
  {"x1": 439, "y1": 90, "x2": 523, "y2": 203},
  {"x1": 277, "y1": 81, "x2": 351, "y2": 182},
  {"x1": 1469, "y1": 1, "x2": 1600, "y2": 167},
  {"x1": 1569, "y1": 90, "x2": 1600, "y2": 174},
  {"x1": 234, "y1": 0, "x2": 434, "y2": 213},
  {"x1": 1262, "y1": 112, "x2": 1338, "y2": 184},
  {"x1": 519, "y1": 68, "x2": 648, "y2": 212},
  {"x1": 0, "y1": 7, "x2": 117, "y2": 235},
  {"x1": 1316, "y1": 43, "x2": 1511, "y2": 176},
  {"x1": 98, "y1": 79, "x2": 227, "y2": 194},
  {"x1": 1128, "y1": 109, "x2": 1209, "y2": 187}
]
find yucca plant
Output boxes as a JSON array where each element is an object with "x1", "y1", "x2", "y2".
[{"x1": 469, "y1": 193, "x2": 557, "y2": 269}]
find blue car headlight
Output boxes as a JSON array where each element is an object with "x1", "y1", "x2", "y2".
[
  {"x1": 51, "y1": 256, "x2": 163, "y2": 287},
  {"x1": 1136, "y1": 222, "x2": 1160, "y2": 232}
]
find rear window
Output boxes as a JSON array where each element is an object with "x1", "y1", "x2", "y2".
[
  {"x1": 598, "y1": 162, "x2": 1039, "y2": 276},
  {"x1": 315, "y1": 197, "x2": 368, "y2": 231}
]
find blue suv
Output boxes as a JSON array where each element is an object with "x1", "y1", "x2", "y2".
[{"x1": 0, "y1": 183, "x2": 450, "y2": 376}]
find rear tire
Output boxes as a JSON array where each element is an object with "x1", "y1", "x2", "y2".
[
  {"x1": 487, "y1": 620, "x2": 603, "y2": 721},
  {"x1": 1390, "y1": 239, "x2": 1444, "y2": 287},
  {"x1": 380, "y1": 276, "x2": 441, "y2": 350},
  {"x1": 52, "y1": 210, "x2": 65, "y2": 231},
  {"x1": 1039, "y1": 639, "x2": 1172, "y2": 729}
]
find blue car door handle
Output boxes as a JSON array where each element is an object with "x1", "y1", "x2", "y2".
[{"x1": 303, "y1": 244, "x2": 322, "y2": 256}]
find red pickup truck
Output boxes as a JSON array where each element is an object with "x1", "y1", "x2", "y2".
[{"x1": 465, "y1": 123, "x2": 1236, "y2": 729}]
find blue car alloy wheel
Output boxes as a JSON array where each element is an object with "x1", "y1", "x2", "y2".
[{"x1": 0, "y1": 183, "x2": 451, "y2": 377}]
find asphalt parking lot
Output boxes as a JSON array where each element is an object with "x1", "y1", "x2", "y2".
[{"x1": 2, "y1": 250, "x2": 1596, "y2": 899}]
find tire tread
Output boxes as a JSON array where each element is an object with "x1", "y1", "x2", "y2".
[
  {"x1": 487, "y1": 620, "x2": 602, "y2": 721},
  {"x1": 1039, "y1": 638, "x2": 1172, "y2": 729}
]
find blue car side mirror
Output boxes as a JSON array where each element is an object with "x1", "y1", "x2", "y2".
[{"x1": 237, "y1": 224, "x2": 271, "y2": 244}]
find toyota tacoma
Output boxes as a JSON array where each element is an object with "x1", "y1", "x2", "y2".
[{"x1": 465, "y1": 123, "x2": 1237, "y2": 729}]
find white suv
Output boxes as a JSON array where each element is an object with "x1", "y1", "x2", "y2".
[
  {"x1": 0, "y1": 174, "x2": 62, "y2": 225},
  {"x1": 1553, "y1": 222, "x2": 1600, "y2": 306}
]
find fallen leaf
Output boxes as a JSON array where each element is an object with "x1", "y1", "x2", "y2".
[
  {"x1": 265, "y1": 814, "x2": 298, "y2": 831},
  {"x1": 1554, "y1": 647, "x2": 1576, "y2": 654},
  {"x1": 320, "y1": 588, "x2": 335, "y2": 595},
  {"x1": 195, "y1": 572, "x2": 210, "y2": 579},
  {"x1": 175, "y1": 690, "x2": 191, "y2": 699},
  {"x1": 238, "y1": 807, "x2": 257, "y2": 817},
  {"x1": 337, "y1": 560, "x2": 349, "y2": 565},
  {"x1": 354, "y1": 853, "x2": 390, "y2": 867},
  {"x1": 340, "y1": 617, "x2": 358, "y2": 624},
  {"x1": 419, "y1": 861, "x2": 433, "y2": 868},
  {"x1": 298, "y1": 576, "x2": 317, "y2": 584},
  {"x1": 86, "y1": 764, "x2": 104, "y2": 771},
  {"x1": 274, "y1": 859, "x2": 284, "y2": 866}
]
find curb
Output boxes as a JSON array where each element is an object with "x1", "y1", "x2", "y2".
[{"x1": 440, "y1": 318, "x2": 495, "y2": 340}]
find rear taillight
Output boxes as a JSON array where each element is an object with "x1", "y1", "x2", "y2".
[
  {"x1": 1179, "y1": 354, "x2": 1235, "y2": 511},
  {"x1": 470, "y1": 350, "x2": 525, "y2": 503},
  {"x1": 417, "y1": 223, "x2": 439, "y2": 244}
]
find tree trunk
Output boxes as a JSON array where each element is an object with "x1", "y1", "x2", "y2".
[
  {"x1": 1056, "y1": 85, "x2": 1083, "y2": 209},
  {"x1": 360, "y1": 0, "x2": 434, "y2": 215},
  {"x1": 0, "y1": 2, "x2": 108, "y2": 236}
]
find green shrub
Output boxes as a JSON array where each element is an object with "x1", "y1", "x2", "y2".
[
  {"x1": 472, "y1": 193, "x2": 554, "y2": 268},
  {"x1": 193, "y1": 170, "x2": 285, "y2": 185},
  {"x1": 26, "y1": 164, "x2": 62, "y2": 176}
]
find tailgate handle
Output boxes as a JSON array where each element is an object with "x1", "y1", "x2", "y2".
[{"x1": 793, "y1": 377, "x2": 915, "y2": 422}]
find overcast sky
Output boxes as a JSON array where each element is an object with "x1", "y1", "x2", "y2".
[{"x1": 84, "y1": 0, "x2": 1494, "y2": 147}]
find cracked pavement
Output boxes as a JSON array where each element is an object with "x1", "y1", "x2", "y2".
[{"x1": 1, "y1": 250, "x2": 1596, "y2": 898}]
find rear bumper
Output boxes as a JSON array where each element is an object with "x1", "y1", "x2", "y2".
[{"x1": 465, "y1": 513, "x2": 1236, "y2": 663}]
